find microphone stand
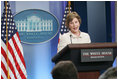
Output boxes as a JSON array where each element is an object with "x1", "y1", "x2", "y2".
[{"x1": 70, "y1": 34, "x2": 72, "y2": 44}]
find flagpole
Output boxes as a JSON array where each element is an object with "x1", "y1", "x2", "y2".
[
  {"x1": 5, "y1": 1, "x2": 10, "y2": 79},
  {"x1": 68, "y1": 1, "x2": 71, "y2": 13}
]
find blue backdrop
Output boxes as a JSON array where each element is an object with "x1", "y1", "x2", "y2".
[
  {"x1": 19, "y1": 1, "x2": 66, "y2": 79},
  {"x1": 15, "y1": 1, "x2": 66, "y2": 79}
]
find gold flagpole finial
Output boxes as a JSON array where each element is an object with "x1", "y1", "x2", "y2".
[
  {"x1": 68, "y1": 1, "x2": 71, "y2": 13},
  {"x1": 68, "y1": 1, "x2": 71, "y2": 6}
]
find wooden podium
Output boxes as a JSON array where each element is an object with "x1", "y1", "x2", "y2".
[{"x1": 52, "y1": 43, "x2": 117, "y2": 79}]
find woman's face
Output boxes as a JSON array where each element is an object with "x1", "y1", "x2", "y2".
[{"x1": 69, "y1": 18, "x2": 80, "y2": 34}]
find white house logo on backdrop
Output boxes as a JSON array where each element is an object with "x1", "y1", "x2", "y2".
[
  {"x1": 14, "y1": 9, "x2": 59, "y2": 44},
  {"x1": 15, "y1": 16, "x2": 53, "y2": 32}
]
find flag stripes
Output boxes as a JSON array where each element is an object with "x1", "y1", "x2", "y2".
[
  {"x1": 12, "y1": 33, "x2": 26, "y2": 68},
  {"x1": 1, "y1": 53, "x2": 12, "y2": 79},
  {"x1": 10, "y1": 34, "x2": 26, "y2": 78},
  {"x1": 1, "y1": 76, "x2": 3, "y2": 79},
  {"x1": 1, "y1": 61, "x2": 7, "y2": 78},
  {"x1": 2, "y1": 41, "x2": 18, "y2": 78},
  {"x1": 1, "y1": 34, "x2": 26, "y2": 78},
  {"x1": 7, "y1": 41, "x2": 21, "y2": 78}
]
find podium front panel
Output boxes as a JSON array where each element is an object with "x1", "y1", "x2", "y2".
[{"x1": 52, "y1": 43, "x2": 117, "y2": 72}]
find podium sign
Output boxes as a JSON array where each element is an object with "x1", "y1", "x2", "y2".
[{"x1": 81, "y1": 48, "x2": 113, "y2": 62}]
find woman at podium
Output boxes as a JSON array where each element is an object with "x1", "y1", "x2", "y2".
[{"x1": 58, "y1": 12, "x2": 91, "y2": 52}]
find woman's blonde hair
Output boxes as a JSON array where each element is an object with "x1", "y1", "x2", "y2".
[{"x1": 65, "y1": 12, "x2": 81, "y2": 28}]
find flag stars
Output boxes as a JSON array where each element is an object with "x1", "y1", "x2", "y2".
[
  {"x1": 7, "y1": 22, "x2": 9, "y2": 25},
  {"x1": 2, "y1": 34, "x2": 4, "y2": 37},
  {"x1": 4, "y1": 38, "x2": 6, "y2": 41},
  {"x1": 3, "y1": 26, "x2": 5, "y2": 29},
  {"x1": 4, "y1": 19, "x2": 6, "y2": 21},
  {"x1": 64, "y1": 29, "x2": 67, "y2": 31},
  {"x1": 3, "y1": 22, "x2": 6, "y2": 25},
  {"x1": 9, "y1": 30, "x2": 11, "y2": 33},
  {"x1": 2, "y1": 30, "x2": 4, "y2": 33},
  {"x1": 2, "y1": 2, "x2": 19, "y2": 43},
  {"x1": 60, "y1": 6, "x2": 71, "y2": 34},
  {"x1": 63, "y1": 18, "x2": 65, "y2": 21},
  {"x1": 64, "y1": 15, "x2": 66, "y2": 17},
  {"x1": 61, "y1": 29, "x2": 63, "y2": 32},
  {"x1": 12, "y1": 27, "x2": 14, "y2": 29},
  {"x1": 8, "y1": 19, "x2": 10, "y2": 21},
  {"x1": 8, "y1": 15, "x2": 10, "y2": 17},
  {"x1": 8, "y1": 34, "x2": 11, "y2": 37}
]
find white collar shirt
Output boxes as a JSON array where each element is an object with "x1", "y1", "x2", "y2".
[{"x1": 58, "y1": 31, "x2": 91, "y2": 52}]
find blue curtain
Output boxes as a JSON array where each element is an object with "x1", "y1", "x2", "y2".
[
  {"x1": 49, "y1": 1, "x2": 67, "y2": 65},
  {"x1": 111, "y1": 1, "x2": 116, "y2": 67}
]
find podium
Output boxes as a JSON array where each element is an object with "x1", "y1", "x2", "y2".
[{"x1": 52, "y1": 43, "x2": 117, "y2": 79}]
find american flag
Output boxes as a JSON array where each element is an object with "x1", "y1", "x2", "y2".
[
  {"x1": 58, "y1": 2, "x2": 72, "y2": 44},
  {"x1": 1, "y1": 1, "x2": 27, "y2": 79},
  {"x1": 60, "y1": 3, "x2": 72, "y2": 35}
]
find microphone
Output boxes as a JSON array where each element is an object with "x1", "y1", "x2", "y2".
[{"x1": 70, "y1": 34, "x2": 72, "y2": 44}]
